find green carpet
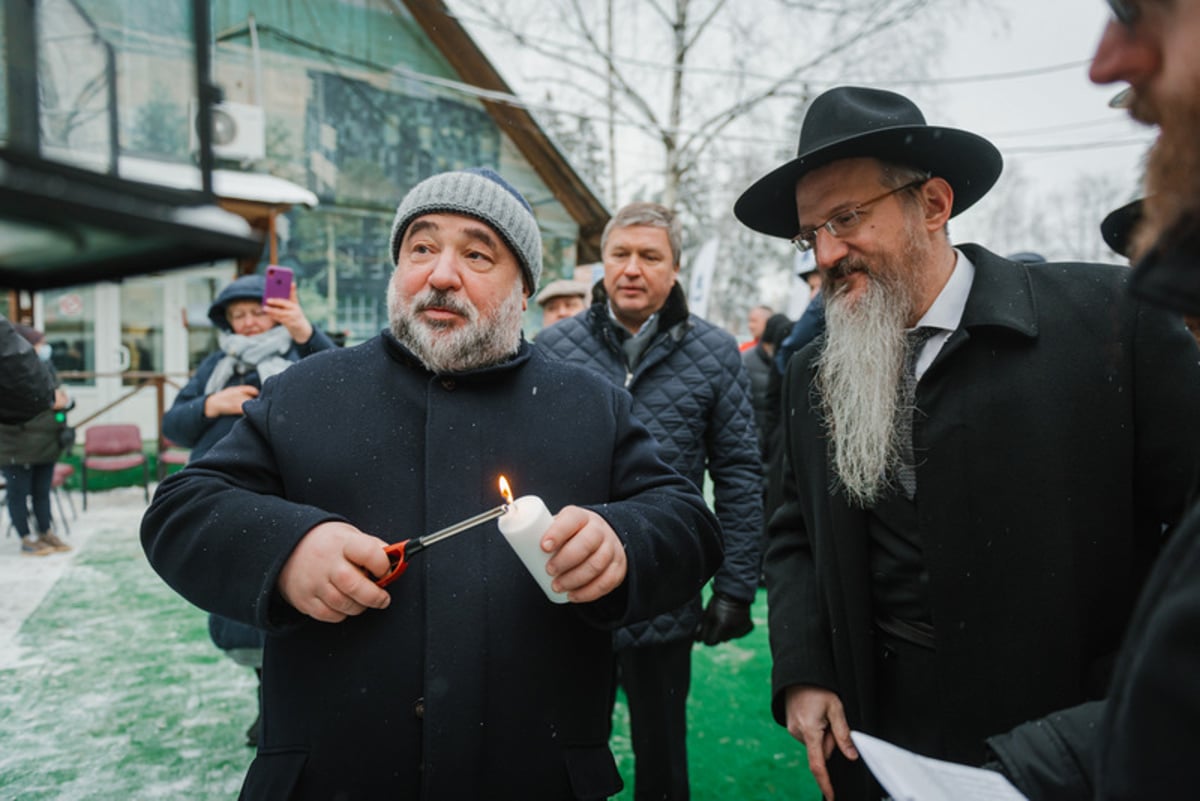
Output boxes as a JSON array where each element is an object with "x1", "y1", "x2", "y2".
[{"x1": 607, "y1": 590, "x2": 821, "y2": 800}]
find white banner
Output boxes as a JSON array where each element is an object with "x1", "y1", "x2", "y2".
[
  {"x1": 787, "y1": 249, "x2": 817, "y2": 319},
  {"x1": 686, "y1": 237, "x2": 721, "y2": 319}
]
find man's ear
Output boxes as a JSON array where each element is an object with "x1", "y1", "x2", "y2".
[{"x1": 921, "y1": 177, "x2": 955, "y2": 231}]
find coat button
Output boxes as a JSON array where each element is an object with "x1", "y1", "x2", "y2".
[
  {"x1": 440, "y1": 378, "x2": 456, "y2": 391},
  {"x1": 414, "y1": 697, "x2": 425, "y2": 719}
]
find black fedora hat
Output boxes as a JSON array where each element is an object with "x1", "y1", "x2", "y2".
[
  {"x1": 1101, "y1": 197, "x2": 1143, "y2": 258},
  {"x1": 734, "y1": 86, "x2": 1003, "y2": 239}
]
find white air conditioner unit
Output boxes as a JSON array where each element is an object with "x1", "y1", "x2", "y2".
[{"x1": 189, "y1": 100, "x2": 266, "y2": 162}]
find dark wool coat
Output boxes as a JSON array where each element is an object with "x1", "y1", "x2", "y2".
[
  {"x1": 742, "y1": 343, "x2": 775, "y2": 460},
  {"x1": 986, "y1": 226, "x2": 1200, "y2": 801},
  {"x1": 537, "y1": 284, "x2": 763, "y2": 647},
  {"x1": 766, "y1": 244, "x2": 1200, "y2": 801},
  {"x1": 141, "y1": 332, "x2": 722, "y2": 801}
]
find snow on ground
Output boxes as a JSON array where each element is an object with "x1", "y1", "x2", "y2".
[
  {"x1": 0, "y1": 487, "x2": 122, "y2": 670},
  {"x1": 0, "y1": 486, "x2": 256, "y2": 800}
]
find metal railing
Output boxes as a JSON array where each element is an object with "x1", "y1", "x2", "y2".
[{"x1": 59, "y1": 371, "x2": 189, "y2": 462}]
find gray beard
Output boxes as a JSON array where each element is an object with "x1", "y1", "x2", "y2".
[
  {"x1": 815, "y1": 268, "x2": 915, "y2": 508},
  {"x1": 388, "y1": 280, "x2": 524, "y2": 373},
  {"x1": 1132, "y1": 73, "x2": 1200, "y2": 259}
]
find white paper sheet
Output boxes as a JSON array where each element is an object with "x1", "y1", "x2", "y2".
[{"x1": 850, "y1": 731, "x2": 1030, "y2": 801}]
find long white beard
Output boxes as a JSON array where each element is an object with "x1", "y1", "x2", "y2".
[
  {"x1": 813, "y1": 214, "x2": 944, "y2": 510},
  {"x1": 388, "y1": 279, "x2": 525, "y2": 373},
  {"x1": 816, "y1": 279, "x2": 910, "y2": 507}
]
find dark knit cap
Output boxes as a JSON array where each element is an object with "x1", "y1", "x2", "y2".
[{"x1": 762, "y1": 313, "x2": 793, "y2": 347}]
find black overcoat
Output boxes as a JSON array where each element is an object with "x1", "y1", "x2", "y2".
[
  {"x1": 765, "y1": 245, "x2": 1200, "y2": 800},
  {"x1": 141, "y1": 333, "x2": 723, "y2": 800},
  {"x1": 984, "y1": 226, "x2": 1200, "y2": 801}
]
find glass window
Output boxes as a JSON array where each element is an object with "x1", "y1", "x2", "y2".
[
  {"x1": 119, "y1": 279, "x2": 164, "y2": 385},
  {"x1": 184, "y1": 275, "x2": 221, "y2": 370},
  {"x1": 42, "y1": 285, "x2": 96, "y2": 385}
]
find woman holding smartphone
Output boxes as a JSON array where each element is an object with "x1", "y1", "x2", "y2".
[{"x1": 162, "y1": 270, "x2": 335, "y2": 746}]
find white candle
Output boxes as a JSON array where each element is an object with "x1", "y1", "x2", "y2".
[{"x1": 497, "y1": 495, "x2": 569, "y2": 604}]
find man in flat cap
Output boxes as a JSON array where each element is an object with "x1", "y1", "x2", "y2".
[
  {"x1": 142, "y1": 167, "x2": 722, "y2": 800},
  {"x1": 734, "y1": 86, "x2": 1200, "y2": 801},
  {"x1": 535, "y1": 277, "x2": 591, "y2": 330}
]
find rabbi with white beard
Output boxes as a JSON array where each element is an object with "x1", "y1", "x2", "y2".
[{"x1": 733, "y1": 86, "x2": 1200, "y2": 801}]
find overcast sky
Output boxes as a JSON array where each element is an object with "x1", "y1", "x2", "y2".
[
  {"x1": 935, "y1": 0, "x2": 1152, "y2": 243},
  {"x1": 456, "y1": 0, "x2": 1150, "y2": 259}
]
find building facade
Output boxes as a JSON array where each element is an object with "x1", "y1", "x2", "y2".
[{"x1": 3, "y1": 0, "x2": 607, "y2": 440}]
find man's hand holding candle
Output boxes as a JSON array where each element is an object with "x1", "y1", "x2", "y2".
[
  {"x1": 278, "y1": 521, "x2": 393, "y2": 623},
  {"x1": 541, "y1": 506, "x2": 627, "y2": 603}
]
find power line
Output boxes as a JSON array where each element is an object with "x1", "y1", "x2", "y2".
[
  {"x1": 211, "y1": 20, "x2": 1145, "y2": 163},
  {"x1": 1003, "y1": 137, "x2": 1153, "y2": 154},
  {"x1": 450, "y1": 8, "x2": 1090, "y2": 87},
  {"x1": 987, "y1": 116, "x2": 1139, "y2": 139}
]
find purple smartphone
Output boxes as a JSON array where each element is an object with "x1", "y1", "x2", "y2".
[{"x1": 263, "y1": 265, "x2": 294, "y2": 303}]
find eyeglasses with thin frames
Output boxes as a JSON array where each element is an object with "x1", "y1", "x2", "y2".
[
  {"x1": 791, "y1": 176, "x2": 930, "y2": 253},
  {"x1": 227, "y1": 307, "x2": 271, "y2": 324},
  {"x1": 1107, "y1": 0, "x2": 1139, "y2": 26}
]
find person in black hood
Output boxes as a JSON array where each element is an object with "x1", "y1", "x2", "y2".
[{"x1": 0, "y1": 315, "x2": 55, "y2": 426}]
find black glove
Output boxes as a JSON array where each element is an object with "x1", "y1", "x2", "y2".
[{"x1": 697, "y1": 592, "x2": 753, "y2": 645}]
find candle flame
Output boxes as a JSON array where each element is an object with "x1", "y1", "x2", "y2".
[{"x1": 498, "y1": 475, "x2": 514, "y2": 505}]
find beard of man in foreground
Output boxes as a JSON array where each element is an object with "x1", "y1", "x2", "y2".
[
  {"x1": 814, "y1": 220, "x2": 930, "y2": 508},
  {"x1": 388, "y1": 279, "x2": 525, "y2": 374},
  {"x1": 1129, "y1": 73, "x2": 1200, "y2": 259}
]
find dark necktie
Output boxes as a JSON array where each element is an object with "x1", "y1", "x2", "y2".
[{"x1": 897, "y1": 327, "x2": 937, "y2": 498}]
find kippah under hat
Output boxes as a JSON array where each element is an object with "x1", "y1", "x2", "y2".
[{"x1": 389, "y1": 167, "x2": 543, "y2": 293}]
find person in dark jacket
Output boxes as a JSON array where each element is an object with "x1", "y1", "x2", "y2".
[
  {"x1": 982, "y1": 7, "x2": 1200, "y2": 799},
  {"x1": 0, "y1": 324, "x2": 73, "y2": 556},
  {"x1": 732, "y1": 85, "x2": 1200, "y2": 801},
  {"x1": 163, "y1": 271, "x2": 335, "y2": 746},
  {"x1": 775, "y1": 292, "x2": 825, "y2": 375},
  {"x1": 141, "y1": 167, "x2": 722, "y2": 800},
  {"x1": 0, "y1": 315, "x2": 55, "y2": 426},
  {"x1": 163, "y1": 272, "x2": 335, "y2": 460},
  {"x1": 742, "y1": 312, "x2": 790, "y2": 463},
  {"x1": 537, "y1": 201, "x2": 762, "y2": 801}
]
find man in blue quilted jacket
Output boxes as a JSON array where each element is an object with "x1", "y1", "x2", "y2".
[{"x1": 537, "y1": 201, "x2": 763, "y2": 801}]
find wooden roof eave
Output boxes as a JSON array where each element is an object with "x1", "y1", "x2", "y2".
[{"x1": 397, "y1": 0, "x2": 609, "y2": 262}]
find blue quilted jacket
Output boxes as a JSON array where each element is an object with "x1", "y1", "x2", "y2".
[{"x1": 538, "y1": 284, "x2": 763, "y2": 647}]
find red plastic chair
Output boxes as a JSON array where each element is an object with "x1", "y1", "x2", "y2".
[
  {"x1": 157, "y1": 436, "x2": 191, "y2": 480},
  {"x1": 81, "y1": 424, "x2": 149, "y2": 509}
]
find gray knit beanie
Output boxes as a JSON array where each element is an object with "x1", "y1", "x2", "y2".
[{"x1": 388, "y1": 167, "x2": 543, "y2": 294}]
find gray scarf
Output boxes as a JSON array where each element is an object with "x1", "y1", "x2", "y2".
[{"x1": 205, "y1": 325, "x2": 296, "y2": 395}]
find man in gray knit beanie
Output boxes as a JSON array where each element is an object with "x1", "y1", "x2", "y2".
[
  {"x1": 141, "y1": 165, "x2": 723, "y2": 799},
  {"x1": 387, "y1": 167, "x2": 543, "y2": 373}
]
